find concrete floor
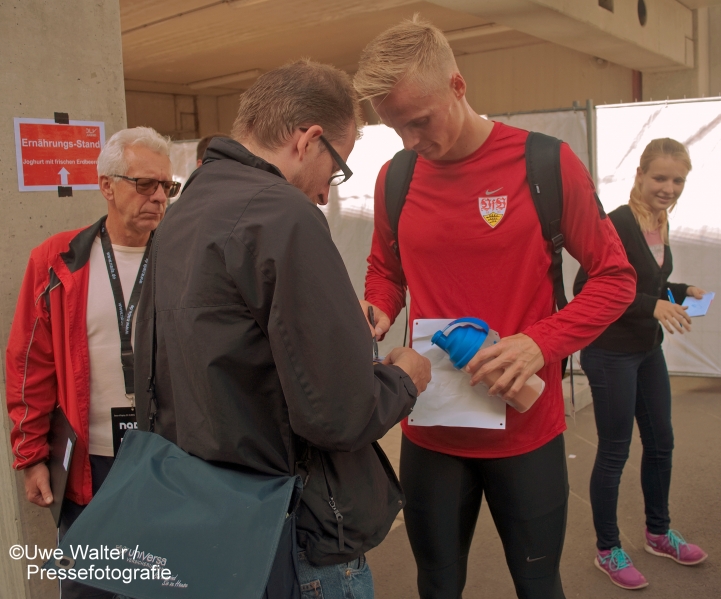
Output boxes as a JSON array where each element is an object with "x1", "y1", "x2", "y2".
[{"x1": 369, "y1": 376, "x2": 721, "y2": 598}]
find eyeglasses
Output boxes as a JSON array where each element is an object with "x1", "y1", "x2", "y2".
[
  {"x1": 111, "y1": 174, "x2": 181, "y2": 199},
  {"x1": 318, "y1": 135, "x2": 353, "y2": 186},
  {"x1": 298, "y1": 129, "x2": 353, "y2": 186}
]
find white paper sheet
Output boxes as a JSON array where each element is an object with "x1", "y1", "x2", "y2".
[{"x1": 408, "y1": 319, "x2": 506, "y2": 429}]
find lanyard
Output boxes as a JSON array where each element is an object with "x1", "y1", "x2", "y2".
[{"x1": 99, "y1": 218, "x2": 152, "y2": 398}]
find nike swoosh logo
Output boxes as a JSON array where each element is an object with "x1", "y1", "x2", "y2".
[
  {"x1": 526, "y1": 556, "x2": 546, "y2": 562},
  {"x1": 486, "y1": 187, "x2": 503, "y2": 195}
]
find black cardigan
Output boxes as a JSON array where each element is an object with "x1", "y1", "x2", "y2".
[{"x1": 574, "y1": 204, "x2": 688, "y2": 352}]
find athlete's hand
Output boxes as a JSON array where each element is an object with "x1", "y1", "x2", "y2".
[
  {"x1": 383, "y1": 347, "x2": 431, "y2": 394},
  {"x1": 654, "y1": 300, "x2": 691, "y2": 334},
  {"x1": 464, "y1": 333, "x2": 544, "y2": 400},
  {"x1": 686, "y1": 286, "x2": 706, "y2": 299},
  {"x1": 359, "y1": 300, "x2": 391, "y2": 340},
  {"x1": 24, "y1": 462, "x2": 53, "y2": 507}
]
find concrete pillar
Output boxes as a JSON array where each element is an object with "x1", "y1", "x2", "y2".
[{"x1": 0, "y1": 2, "x2": 126, "y2": 598}]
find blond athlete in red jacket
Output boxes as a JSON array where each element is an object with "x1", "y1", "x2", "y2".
[{"x1": 355, "y1": 16, "x2": 636, "y2": 599}]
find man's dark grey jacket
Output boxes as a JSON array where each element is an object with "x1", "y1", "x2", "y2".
[{"x1": 134, "y1": 137, "x2": 418, "y2": 566}]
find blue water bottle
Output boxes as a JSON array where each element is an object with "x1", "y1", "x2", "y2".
[
  {"x1": 431, "y1": 318, "x2": 500, "y2": 370},
  {"x1": 431, "y1": 317, "x2": 544, "y2": 413}
]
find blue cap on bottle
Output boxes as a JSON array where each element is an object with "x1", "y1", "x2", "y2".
[{"x1": 431, "y1": 318, "x2": 492, "y2": 370}]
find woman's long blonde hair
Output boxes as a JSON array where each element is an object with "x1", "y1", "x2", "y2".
[{"x1": 628, "y1": 137, "x2": 691, "y2": 244}]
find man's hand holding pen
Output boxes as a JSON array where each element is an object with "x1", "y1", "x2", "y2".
[{"x1": 360, "y1": 300, "x2": 431, "y2": 394}]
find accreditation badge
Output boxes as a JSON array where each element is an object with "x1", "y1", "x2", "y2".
[
  {"x1": 111, "y1": 407, "x2": 137, "y2": 457},
  {"x1": 479, "y1": 195, "x2": 508, "y2": 228}
]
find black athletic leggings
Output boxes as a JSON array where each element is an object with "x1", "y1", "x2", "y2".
[{"x1": 400, "y1": 434, "x2": 568, "y2": 599}]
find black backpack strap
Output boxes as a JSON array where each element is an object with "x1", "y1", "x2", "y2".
[
  {"x1": 525, "y1": 132, "x2": 568, "y2": 312},
  {"x1": 384, "y1": 149, "x2": 417, "y2": 262}
]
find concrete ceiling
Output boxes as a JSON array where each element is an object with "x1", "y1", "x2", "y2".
[
  {"x1": 431, "y1": 0, "x2": 694, "y2": 72},
  {"x1": 678, "y1": 0, "x2": 721, "y2": 8},
  {"x1": 120, "y1": 0, "x2": 699, "y2": 97},
  {"x1": 120, "y1": 0, "x2": 542, "y2": 95}
]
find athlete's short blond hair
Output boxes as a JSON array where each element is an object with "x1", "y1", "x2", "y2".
[{"x1": 354, "y1": 15, "x2": 456, "y2": 101}]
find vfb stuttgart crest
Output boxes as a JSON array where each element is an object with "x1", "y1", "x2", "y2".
[{"x1": 479, "y1": 195, "x2": 507, "y2": 228}]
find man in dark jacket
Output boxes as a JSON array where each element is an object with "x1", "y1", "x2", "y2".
[{"x1": 134, "y1": 60, "x2": 431, "y2": 599}]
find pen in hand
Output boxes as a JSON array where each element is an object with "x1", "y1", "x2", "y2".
[
  {"x1": 368, "y1": 306, "x2": 379, "y2": 362},
  {"x1": 666, "y1": 289, "x2": 675, "y2": 304}
]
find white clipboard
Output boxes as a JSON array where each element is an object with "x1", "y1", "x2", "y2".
[{"x1": 408, "y1": 319, "x2": 506, "y2": 429}]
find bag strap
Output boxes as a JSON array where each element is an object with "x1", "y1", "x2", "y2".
[
  {"x1": 382, "y1": 149, "x2": 416, "y2": 346},
  {"x1": 385, "y1": 149, "x2": 417, "y2": 262},
  {"x1": 525, "y1": 131, "x2": 571, "y2": 377},
  {"x1": 525, "y1": 132, "x2": 568, "y2": 312},
  {"x1": 146, "y1": 226, "x2": 161, "y2": 433}
]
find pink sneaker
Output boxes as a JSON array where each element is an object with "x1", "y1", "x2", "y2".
[
  {"x1": 594, "y1": 547, "x2": 649, "y2": 590},
  {"x1": 645, "y1": 529, "x2": 708, "y2": 565}
]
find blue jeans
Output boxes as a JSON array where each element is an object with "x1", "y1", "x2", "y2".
[
  {"x1": 297, "y1": 551, "x2": 373, "y2": 599},
  {"x1": 581, "y1": 346, "x2": 674, "y2": 551}
]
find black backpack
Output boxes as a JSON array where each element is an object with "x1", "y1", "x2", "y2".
[{"x1": 383, "y1": 131, "x2": 570, "y2": 372}]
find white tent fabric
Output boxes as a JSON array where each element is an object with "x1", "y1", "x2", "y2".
[
  {"x1": 169, "y1": 140, "x2": 198, "y2": 201},
  {"x1": 492, "y1": 109, "x2": 589, "y2": 169},
  {"x1": 596, "y1": 99, "x2": 721, "y2": 376},
  {"x1": 320, "y1": 126, "x2": 405, "y2": 353}
]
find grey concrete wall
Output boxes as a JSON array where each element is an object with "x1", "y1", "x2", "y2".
[
  {"x1": 126, "y1": 90, "x2": 240, "y2": 139},
  {"x1": 458, "y1": 41, "x2": 634, "y2": 115},
  {"x1": 0, "y1": 1, "x2": 126, "y2": 597},
  {"x1": 127, "y1": 38, "x2": 636, "y2": 137},
  {"x1": 218, "y1": 93, "x2": 241, "y2": 135},
  {"x1": 709, "y1": 5, "x2": 721, "y2": 95},
  {"x1": 196, "y1": 95, "x2": 221, "y2": 137},
  {"x1": 126, "y1": 91, "x2": 177, "y2": 137},
  {"x1": 126, "y1": 91, "x2": 199, "y2": 140},
  {"x1": 645, "y1": 7, "x2": 720, "y2": 100}
]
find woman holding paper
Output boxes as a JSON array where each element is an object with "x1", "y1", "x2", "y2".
[{"x1": 574, "y1": 138, "x2": 707, "y2": 591}]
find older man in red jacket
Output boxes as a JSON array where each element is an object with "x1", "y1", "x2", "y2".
[{"x1": 5, "y1": 126, "x2": 178, "y2": 599}]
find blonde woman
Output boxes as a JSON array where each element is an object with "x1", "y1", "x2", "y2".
[{"x1": 574, "y1": 138, "x2": 707, "y2": 590}]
